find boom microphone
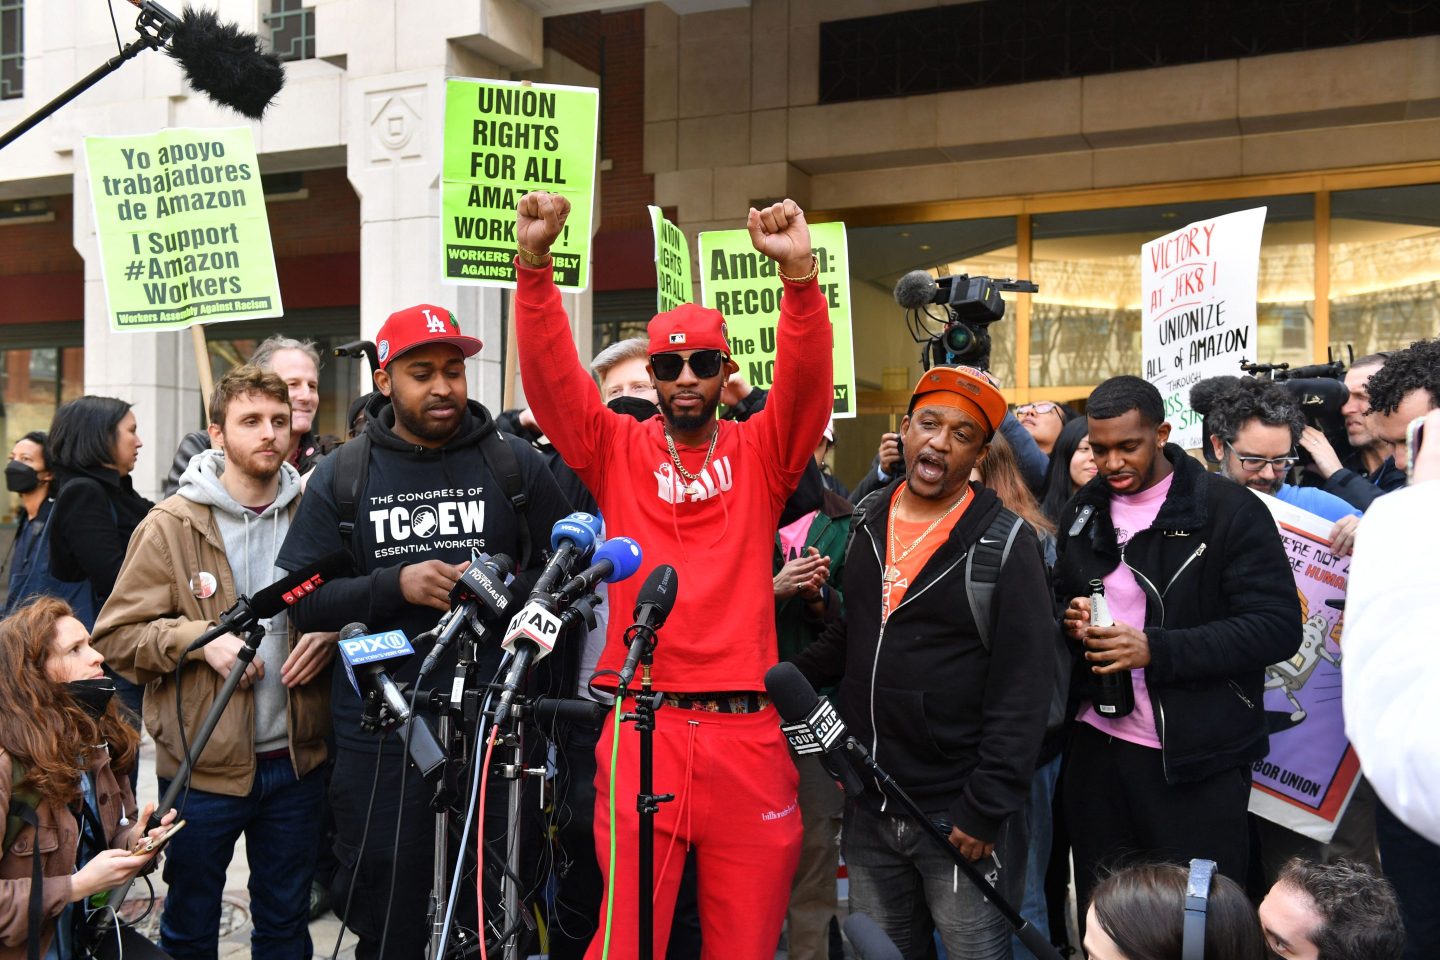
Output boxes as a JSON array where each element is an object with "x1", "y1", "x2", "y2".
[
  {"x1": 185, "y1": 549, "x2": 350, "y2": 652},
  {"x1": 165, "y1": 5, "x2": 286, "y2": 119},
  {"x1": 552, "y1": 537, "x2": 643, "y2": 608},
  {"x1": 764, "y1": 661, "x2": 866, "y2": 797},
  {"x1": 893, "y1": 270, "x2": 940, "y2": 310},
  {"x1": 617, "y1": 565, "x2": 678, "y2": 689}
]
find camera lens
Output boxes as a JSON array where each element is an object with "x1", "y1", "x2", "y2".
[{"x1": 942, "y1": 322, "x2": 976, "y2": 357}]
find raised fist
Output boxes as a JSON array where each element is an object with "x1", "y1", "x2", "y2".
[
  {"x1": 516, "y1": 191, "x2": 571, "y2": 255},
  {"x1": 746, "y1": 199, "x2": 813, "y2": 279}
]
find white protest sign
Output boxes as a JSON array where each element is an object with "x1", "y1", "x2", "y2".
[{"x1": 1141, "y1": 207, "x2": 1266, "y2": 448}]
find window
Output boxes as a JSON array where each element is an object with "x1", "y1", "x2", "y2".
[
  {"x1": 264, "y1": 0, "x2": 313, "y2": 63},
  {"x1": 0, "y1": 325, "x2": 85, "y2": 524},
  {"x1": 1029, "y1": 195, "x2": 1315, "y2": 388},
  {"x1": 0, "y1": 0, "x2": 22, "y2": 101},
  {"x1": 1329, "y1": 184, "x2": 1440, "y2": 356}
]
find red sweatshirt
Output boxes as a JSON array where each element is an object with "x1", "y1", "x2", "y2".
[{"x1": 515, "y1": 260, "x2": 833, "y2": 693}]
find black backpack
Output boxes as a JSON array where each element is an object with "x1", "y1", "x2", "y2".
[
  {"x1": 330, "y1": 427, "x2": 532, "y2": 570},
  {"x1": 844, "y1": 489, "x2": 1072, "y2": 738}
]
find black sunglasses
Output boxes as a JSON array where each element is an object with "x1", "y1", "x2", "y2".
[{"x1": 650, "y1": 349, "x2": 726, "y2": 381}]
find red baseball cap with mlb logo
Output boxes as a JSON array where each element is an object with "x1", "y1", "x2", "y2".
[
  {"x1": 646, "y1": 302, "x2": 731, "y2": 356},
  {"x1": 375, "y1": 304, "x2": 483, "y2": 369}
]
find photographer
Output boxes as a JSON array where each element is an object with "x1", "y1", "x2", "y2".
[{"x1": 1295, "y1": 354, "x2": 1405, "y2": 510}]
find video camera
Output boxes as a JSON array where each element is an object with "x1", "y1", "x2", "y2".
[
  {"x1": 1239, "y1": 348, "x2": 1353, "y2": 468},
  {"x1": 893, "y1": 270, "x2": 1039, "y2": 372}
]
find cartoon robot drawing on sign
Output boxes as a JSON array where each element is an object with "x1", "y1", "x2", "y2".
[{"x1": 1264, "y1": 589, "x2": 1342, "y2": 731}]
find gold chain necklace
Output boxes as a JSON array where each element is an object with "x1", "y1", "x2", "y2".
[
  {"x1": 665, "y1": 424, "x2": 720, "y2": 498},
  {"x1": 885, "y1": 485, "x2": 969, "y2": 583}
]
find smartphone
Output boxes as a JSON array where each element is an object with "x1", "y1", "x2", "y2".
[
  {"x1": 1407, "y1": 416, "x2": 1426, "y2": 483},
  {"x1": 133, "y1": 818, "x2": 186, "y2": 855}
]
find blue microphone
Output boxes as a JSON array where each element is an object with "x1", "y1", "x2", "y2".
[
  {"x1": 553, "y1": 537, "x2": 643, "y2": 608},
  {"x1": 534, "y1": 512, "x2": 602, "y2": 598}
]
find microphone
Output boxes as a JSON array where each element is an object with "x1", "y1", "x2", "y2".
[
  {"x1": 893, "y1": 269, "x2": 940, "y2": 310},
  {"x1": 533, "y1": 512, "x2": 603, "y2": 599},
  {"x1": 186, "y1": 550, "x2": 350, "y2": 652},
  {"x1": 843, "y1": 914, "x2": 903, "y2": 960},
  {"x1": 764, "y1": 661, "x2": 866, "y2": 797},
  {"x1": 552, "y1": 537, "x2": 643, "y2": 609},
  {"x1": 617, "y1": 565, "x2": 678, "y2": 689},
  {"x1": 488, "y1": 514, "x2": 605, "y2": 727},
  {"x1": 165, "y1": 6, "x2": 286, "y2": 119},
  {"x1": 336, "y1": 623, "x2": 444, "y2": 779},
  {"x1": 417, "y1": 553, "x2": 515, "y2": 680}
]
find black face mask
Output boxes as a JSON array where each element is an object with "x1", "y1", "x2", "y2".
[
  {"x1": 607, "y1": 395, "x2": 661, "y2": 422},
  {"x1": 5, "y1": 461, "x2": 40, "y2": 494},
  {"x1": 64, "y1": 677, "x2": 116, "y2": 720}
]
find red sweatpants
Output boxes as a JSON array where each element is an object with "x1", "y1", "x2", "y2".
[{"x1": 586, "y1": 701, "x2": 802, "y2": 960}]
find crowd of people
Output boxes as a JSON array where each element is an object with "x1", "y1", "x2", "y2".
[{"x1": 0, "y1": 190, "x2": 1434, "y2": 960}]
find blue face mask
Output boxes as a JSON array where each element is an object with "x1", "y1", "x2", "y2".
[{"x1": 64, "y1": 677, "x2": 116, "y2": 719}]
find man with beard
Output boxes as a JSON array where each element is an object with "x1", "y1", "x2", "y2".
[
  {"x1": 789, "y1": 366, "x2": 1054, "y2": 959},
  {"x1": 1190, "y1": 375, "x2": 1360, "y2": 536},
  {"x1": 93, "y1": 366, "x2": 334, "y2": 960},
  {"x1": 275, "y1": 306, "x2": 570, "y2": 959},
  {"x1": 1052, "y1": 375, "x2": 1301, "y2": 932},
  {"x1": 512, "y1": 191, "x2": 831, "y2": 959},
  {"x1": 162, "y1": 336, "x2": 340, "y2": 496}
]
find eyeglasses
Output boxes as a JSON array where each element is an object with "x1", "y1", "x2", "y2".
[
  {"x1": 1015, "y1": 402, "x2": 1060, "y2": 417},
  {"x1": 650, "y1": 350, "x2": 726, "y2": 381},
  {"x1": 1225, "y1": 441, "x2": 1299, "y2": 472}
]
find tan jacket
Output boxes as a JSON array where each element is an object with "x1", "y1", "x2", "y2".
[
  {"x1": 0, "y1": 750, "x2": 134, "y2": 960},
  {"x1": 92, "y1": 495, "x2": 330, "y2": 796}
]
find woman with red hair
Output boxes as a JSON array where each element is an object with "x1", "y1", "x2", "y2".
[{"x1": 0, "y1": 598, "x2": 172, "y2": 960}]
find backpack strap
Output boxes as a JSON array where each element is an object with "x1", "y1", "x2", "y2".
[
  {"x1": 841, "y1": 488, "x2": 887, "y2": 574},
  {"x1": 965, "y1": 507, "x2": 1024, "y2": 652},
  {"x1": 330, "y1": 434, "x2": 371, "y2": 570},
  {"x1": 480, "y1": 430, "x2": 532, "y2": 569}
]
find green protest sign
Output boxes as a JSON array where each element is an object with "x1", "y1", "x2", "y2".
[
  {"x1": 84, "y1": 126, "x2": 281, "y2": 331},
  {"x1": 442, "y1": 78, "x2": 598, "y2": 291},
  {"x1": 649, "y1": 205, "x2": 693, "y2": 312},
  {"x1": 698, "y1": 221, "x2": 857, "y2": 418}
]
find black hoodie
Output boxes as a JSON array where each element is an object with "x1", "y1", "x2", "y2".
[
  {"x1": 277, "y1": 398, "x2": 572, "y2": 753},
  {"x1": 790, "y1": 482, "x2": 1055, "y2": 843}
]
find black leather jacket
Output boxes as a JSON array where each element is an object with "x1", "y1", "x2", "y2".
[{"x1": 1053, "y1": 446, "x2": 1302, "y2": 784}]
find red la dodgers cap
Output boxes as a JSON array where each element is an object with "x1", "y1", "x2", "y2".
[
  {"x1": 646, "y1": 302, "x2": 731, "y2": 356},
  {"x1": 375, "y1": 304, "x2": 482, "y2": 369}
]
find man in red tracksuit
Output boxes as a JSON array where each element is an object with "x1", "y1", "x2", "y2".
[{"x1": 512, "y1": 191, "x2": 833, "y2": 958}]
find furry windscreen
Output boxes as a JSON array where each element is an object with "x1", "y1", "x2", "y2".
[{"x1": 167, "y1": 8, "x2": 285, "y2": 119}]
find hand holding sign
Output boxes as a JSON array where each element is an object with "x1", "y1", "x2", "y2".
[
  {"x1": 746, "y1": 199, "x2": 813, "y2": 278},
  {"x1": 516, "y1": 191, "x2": 571, "y2": 258}
]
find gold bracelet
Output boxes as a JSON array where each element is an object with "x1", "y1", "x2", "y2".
[
  {"x1": 777, "y1": 253, "x2": 819, "y2": 284},
  {"x1": 516, "y1": 243, "x2": 552, "y2": 268}
]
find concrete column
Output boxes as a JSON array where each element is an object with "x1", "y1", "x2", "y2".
[{"x1": 73, "y1": 164, "x2": 202, "y2": 502}]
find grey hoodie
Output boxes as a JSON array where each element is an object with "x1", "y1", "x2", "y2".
[{"x1": 178, "y1": 449, "x2": 303, "y2": 753}]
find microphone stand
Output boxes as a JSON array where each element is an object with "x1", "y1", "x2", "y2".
[
  {"x1": 619, "y1": 624, "x2": 670, "y2": 960},
  {"x1": 90, "y1": 616, "x2": 267, "y2": 944},
  {"x1": 843, "y1": 742, "x2": 1064, "y2": 960},
  {"x1": 0, "y1": 2, "x2": 179, "y2": 151}
]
